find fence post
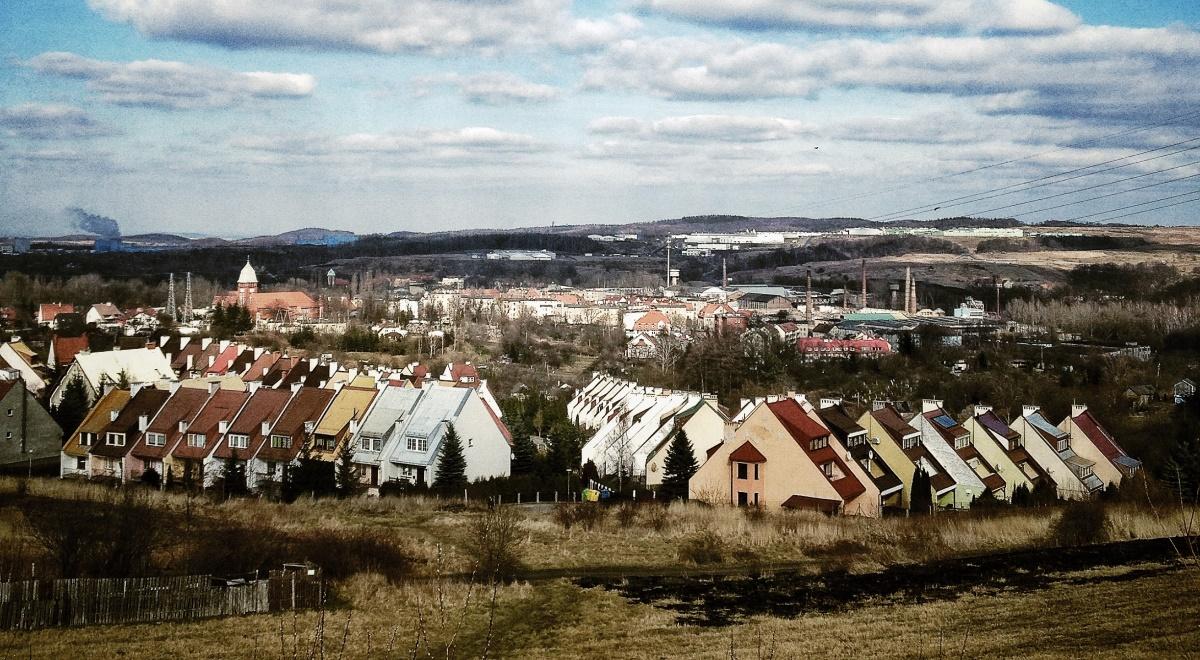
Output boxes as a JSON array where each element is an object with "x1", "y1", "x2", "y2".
[
  {"x1": 463, "y1": 488, "x2": 468, "y2": 503},
  {"x1": 633, "y1": 489, "x2": 637, "y2": 501},
  {"x1": 536, "y1": 491, "x2": 540, "y2": 503},
  {"x1": 554, "y1": 491, "x2": 558, "y2": 502},
  {"x1": 517, "y1": 492, "x2": 521, "y2": 504},
  {"x1": 291, "y1": 574, "x2": 296, "y2": 610}
]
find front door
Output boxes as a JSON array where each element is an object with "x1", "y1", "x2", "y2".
[
  {"x1": 737, "y1": 491, "x2": 748, "y2": 506},
  {"x1": 370, "y1": 465, "x2": 379, "y2": 487}
]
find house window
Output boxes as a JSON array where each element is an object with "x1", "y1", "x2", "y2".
[
  {"x1": 146, "y1": 432, "x2": 165, "y2": 447},
  {"x1": 228, "y1": 434, "x2": 248, "y2": 449},
  {"x1": 810, "y1": 436, "x2": 828, "y2": 451},
  {"x1": 6, "y1": 409, "x2": 11, "y2": 417},
  {"x1": 820, "y1": 462, "x2": 834, "y2": 478},
  {"x1": 955, "y1": 436, "x2": 969, "y2": 450},
  {"x1": 106, "y1": 432, "x2": 125, "y2": 447},
  {"x1": 361, "y1": 437, "x2": 381, "y2": 452},
  {"x1": 186, "y1": 433, "x2": 206, "y2": 448},
  {"x1": 753, "y1": 464, "x2": 759, "y2": 480},
  {"x1": 736, "y1": 462, "x2": 748, "y2": 480},
  {"x1": 76, "y1": 457, "x2": 86, "y2": 471},
  {"x1": 270, "y1": 434, "x2": 292, "y2": 449},
  {"x1": 847, "y1": 433, "x2": 866, "y2": 448},
  {"x1": 902, "y1": 434, "x2": 919, "y2": 450},
  {"x1": 4, "y1": 431, "x2": 10, "y2": 440},
  {"x1": 737, "y1": 491, "x2": 748, "y2": 506},
  {"x1": 266, "y1": 461, "x2": 277, "y2": 474},
  {"x1": 406, "y1": 436, "x2": 428, "y2": 452},
  {"x1": 80, "y1": 432, "x2": 93, "y2": 446},
  {"x1": 1057, "y1": 438, "x2": 1069, "y2": 452}
]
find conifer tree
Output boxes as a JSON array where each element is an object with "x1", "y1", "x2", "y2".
[
  {"x1": 52, "y1": 375, "x2": 89, "y2": 438},
  {"x1": 336, "y1": 439, "x2": 357, "y2": 498},
  {"x1": 910, "y1": 468, "x2": 933, "y2": 515},
  {"x1": 433, "y1": 423, "x2": 468, "y2": 494},
  {"x1": 511, "y1": 428, "x2": 537, "y2": 476},
  {"x1": 661, "y1": 430, "x2": 698, "y2": 501}
]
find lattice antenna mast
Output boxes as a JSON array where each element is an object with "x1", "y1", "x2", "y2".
[
  {"x1": 183, "y1": 272, "x2": 194, "y2": 322},
  {"x1": 166, "y1": 273, "x2": 177, "y2": 321}
]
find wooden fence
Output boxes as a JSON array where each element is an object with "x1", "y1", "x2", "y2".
[{"x1": 0, "y1": 571, "x2": 323, "y2": 631}]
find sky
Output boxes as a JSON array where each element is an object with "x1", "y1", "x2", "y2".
[{"x1": 2, "y1": 0, "x2": 1200, "y2": 237}]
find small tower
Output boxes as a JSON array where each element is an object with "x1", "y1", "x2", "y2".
[
  {"x1": 166, "y1": 273, "x2": 177, "y2": 321},
  {"x1": 326, "y1": 268, "x2": 336, "y2": 287},
  {"x1": 238, "y1": 257, "x2": 258, "y2": 306},
  {"x1": 183, "y1": 272, "x2": 194, "y2": 322}
]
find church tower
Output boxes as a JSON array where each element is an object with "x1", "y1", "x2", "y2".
[{"x1": 237, "y1": 257, "x2": 258, "y2": 306}]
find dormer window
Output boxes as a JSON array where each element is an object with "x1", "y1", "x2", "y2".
[
  {"x1": 186, "y1": 433, "x2": 205, "y2": 448},
  {"x1": 810, "y1": 436, "x2": 828, "y2": 451},
  {"x1": 406, "y1": 436, "x2": 428, "y2": 452},
  {"x1": 228, "y1": 434, "x2": 248, "y2": 449},
  {"x1": 955, "y1": 436, "x2": 969, "y2": 450},
  {"x1": 902, "y1": 433, "x2": 919, "y2": 450},
  {"x1": 106, "y1": 432, "x2": 125, "y2": 447},
  {"x1": 146, "y1": 432, "x2": 165, "y2": 447},
  {"x1": 1057, "y1": 438, "x2": 1069, "y2": 452},
  {"x1": 846, "y1": 432, "x2": 866, "y2": 448},
  {"x1": 361, "y1": 436, "x2": 382, "y2": 452},
  {"x1": 270, "y1": 434, "x2": 292, "y2": 449}
]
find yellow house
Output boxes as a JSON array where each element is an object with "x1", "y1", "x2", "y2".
[
  {"x1": 962, "y1": 406, "x2": 1042, "y2": 499},
  {"x1": 856, "y1": 403, "x2": 922, "y2": 509},
  {"x1": 1058, "y1": 404, "x2": 1141, "y2": 487},
  {"x1": 816, "y1": 401, "x2": 904, "y2": 511},
  {"x1": 1010, "y1": 406, "x2": 1099, "y2": 500},
  {"x1": 645, "y1": 397, "x2": 731, "y2": 487}
]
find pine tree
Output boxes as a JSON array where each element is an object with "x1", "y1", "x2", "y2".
[
  {"x1": 211, "y1": 304, "x2": 227, "y2": 334},
  {"x1": 336, "y1": 439, "x2": 357, "y2": 498},
  {"x1": 222, "y1": 450, "x2": 246, "y2": 499},
  {"x1": 660, "y1": 430, "x2": 698, "y2": 501},
  {"x1": 511, "y1": 429, "x2": 537, "y2": 476},
  {"x1": 910, "y1": 468, "x2": 933, "y2": 515},
  {"x1": 1011, "y1": 483, "x2": 1032, "y2": 508},
  {"x1": 52, "y1": 375, "x2": 89, "y2": 438},
  {"x1": 433, "y1": 423, "x2": 468, "y2": 494}
]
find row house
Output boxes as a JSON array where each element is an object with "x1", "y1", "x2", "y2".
[
  {"x1": 914, "y1": 400, "x2": 1004, "y2": 502},
  {"x1": 349, "y1": 383, "x2": 511, "y2": 489},
  {"x1": 1059, "y1": 404, "x2": 1142, "y2": 486},
  {"x1": 61, "y1": 388, "x2": 130, "y2": 478},
  {"x1": 1010, "y1": 407, "x2": 1100, "y2": 499},
  {"x1": 962, "y1": 406, "x2": 1051, "y2": 499},
  {"x1": 88, "y1": 386, "x2": 170, "y2": 480},
  {"x1": 815, "y1": 400, "x2": 904, "y2": 510},
  {"x1": 124, "y1": 386, "x2": 210, "y2": 483},
  {"x1": 0, "y1": 379, "x2": 62, "y2": 471},
  {"x1": 248, "y1": 387, "x2": 337, "y2": 490}
]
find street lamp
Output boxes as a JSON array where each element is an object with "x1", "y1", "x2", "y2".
[{"x1": 565, "y1": 468, "x2": 573, "y2": 502}]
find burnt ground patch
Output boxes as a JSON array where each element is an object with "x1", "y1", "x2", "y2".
[{"x1": 575, "y1": 536, "x2": 1198, "y2": 627}]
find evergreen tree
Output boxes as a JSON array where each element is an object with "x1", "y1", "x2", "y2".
[
  {"x1": 164, "y1": 465, "x2": 175, "y2": 491},
  {"x1": 660, "y1": 430, "x2": 698, "y2": 501},
  {"x1": 511, "y1": 428, "x2": 537, "y2": 476},
  {"x1": 910, "y1": 468, "x2": 933, "y2": 515},
  {"x1": 1011, "y1": 483, "x2": 1032, "y2": 508},
  {"x1": 52, "y1": 375, "x2": 89, "y2": 438},
  {"x1": 222, "y1": 450, "x2": 246, "y2": 499},
  {"x1": 336, "y1": 439, "x2": 357, "y2": 498},
  {"x1": 237, "y1": 305, "x2": 253, "y2": 332},
  {"x1": 433, "y1": 423, "x2": 468, "y2": 494},
  {"x1": 1030, "y1": 479, "x2": 1059, "y2": 506},
  {"x1": 140, "y1": 467, "x2": 161, "y2": 489},
  {"x1": 211, "y1": 304, "x2": 227, "y2": 332}
]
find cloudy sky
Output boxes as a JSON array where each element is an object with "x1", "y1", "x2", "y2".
[{"x1": 2, "y1": 0, "x2": 1200, "y2": 236}]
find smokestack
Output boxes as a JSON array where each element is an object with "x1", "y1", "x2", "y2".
[
  {"x1": 995, "y1": 277, "x2": 1001, "y2": 315},
  {"x1": 910, "y1": 277, "x2": 918, "y2": 313},
  {"x1": 805, "y1": 268, "x2": 813, "y2": 336},
  {"x1": 842, "y1": 276, "x2": 848, "y2": 311},
  {"x1": 722, "y1": 258, "x2": 727, "y2": 288},
  {"x1": 860, "y1": 259, "x2": 867, "y2": 310},
  {"x1": 665, "y1": 243, "x2": 671, "y2": 288},
  {"x1": 904, "y1": 267, "x2": 912, "y2": 313}
]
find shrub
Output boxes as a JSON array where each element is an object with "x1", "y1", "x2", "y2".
[
  {"x1": 615, "y1": 502, "x2": 639, "y2": 527},
  {"x1": 552, "y1": 503, "x2": 607, "y2": 531},
  {"x1": 677, "y1": 530, "x2": 724, "y2": 565},
  {"x1": 742, "y1": 504, "x2": 766, "y2": 524},
  {"x1": 461, "y1": 507, "x2": 524, "y2": 582},
  {"x1": 641, "y1": 504, "x2": 670, "y2": 532},
  {"x1": 1050, "y1": 500, "x2": 1111, "y2": 547}
]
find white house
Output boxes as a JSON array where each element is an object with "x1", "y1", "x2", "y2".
[{"x1": 49, "y1": 347, "x2": 176, "y2": 408}]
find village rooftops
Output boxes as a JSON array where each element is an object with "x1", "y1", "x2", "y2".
[
  {"x1": 255, "y1": 387, "x2": 336, "y2": 463},
  {"x1": 170, "y1": 389, "x2": 250, "y2": 461},
  {"x1": 767, "y1": 399, "x2": 867, "y2": 502}
]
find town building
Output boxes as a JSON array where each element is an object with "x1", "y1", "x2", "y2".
[
  {"x1": 0, "y1": 380, "x2": 62, "y2": 472},
  {"x1": 213, "y1": 258, "x2": 320, "y2": 322}
]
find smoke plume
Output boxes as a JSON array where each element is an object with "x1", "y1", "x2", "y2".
[{"x1": 68, "y1": 207, "x2": 121, "y2": 238}]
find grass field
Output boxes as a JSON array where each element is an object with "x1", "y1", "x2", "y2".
[{"x1": 1, "y1": 477, "x2": 1198, "y2": 658}]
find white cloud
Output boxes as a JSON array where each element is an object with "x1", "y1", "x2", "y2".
[
  {"x1": 588, "y1": 114, "x2": 812, "y2": 142},
  {"x1": 0, "y1": 104, "x2": 115, "y2": 139},
  {"x1": 415, "y1": 72, "x2": 559, "y2": 105},
  {"x1": 582, "y1": 25, "x2": 1200, "y2": 122},
  {"x1": 232, "y1": 127, "x2": 549, "y2": 165},
  {"x1": 25, "y1": 52, "x2": 315, "y2": 110},
  {"x1": 636, "y1": 0, "x2": 1079, "y2": 35},
  {"x1": 88, "y1": 0, "x2": 639, "y2": 55}
]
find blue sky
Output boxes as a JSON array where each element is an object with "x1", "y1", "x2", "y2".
[{"x1": 2, "y1": 0, "x2": 1199, "y2": 236}]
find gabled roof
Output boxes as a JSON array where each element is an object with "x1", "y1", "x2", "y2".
[
  {"x1": 976, "y1": 410, "x2": 1020, "y2": 442},
  {"x1": 256, "y1": 387, "x2": 336, "y2": 462},
  {"x1": 90, "y1": 388, "x2": 170, "y2": 458},
  {"x1": 212, "y1": 387, "x2": 293, "y2": 460},
  {"x1": 815, "y1": 404, "x2": 866, "y2": 444},
  {"x1": 75, "y1": 347, "x2": 175, "y2": 388},
  {"x1": 51, "y1": 335, "x2": 89, "y2": 368},
  {"x1": 1025, "y1": 410, "x2": 1068, "y2": 443},
  {"x1": 769, "y1": 399, "x2": 866, "y2": 502},
  {"x1": 766, "y1": 399, "x2": 829, "y2": 444},
  {"x1": 171, "y1": 389, "x2": 249, "y2": 461},
  {"x1": 922, "y1": 408, "x2": 970, "y2": 443},
  {"x1": 870, "y1": 404, "x2": 920, "y2": 443},
  {"x1": 63, "y1": 387, "x2": 131, "y2": 457},
  {"x1": 1072, "y1": 410, "x2": 1140, "y2": 470},
  {"x1": 729, "y1": 440, "x2": 767, "y2": 463},
  {"x1": 129, "y1": 387, "x2": 210, "y2": 460},
  {"x1": 314, "y1": 386, "x2": 378, "y2": 437}
]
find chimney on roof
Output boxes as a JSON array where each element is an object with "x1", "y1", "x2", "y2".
[
  {"x1": 186, "y1": 354, "x2": 194, "y2": 371},
  {"x1": 974, "y1": 405, "x2": 993, "y2": 417},
  {"x1": 218, "y1": 420, "x2": 229, "y2": 434},
  {"x1": 138, "y1": 414, "x2": 149, "y2": 431},
  {"x1": 291, "y1": 383, "x2": 303, "y2": 393},
  {"x1": 200, "y1": 338, "x2": 211, "y2": 350},
  {"x1": 178, "y1": 420, "x2": 188, "y2": 433},
  {"x1": 208, "y1": 381, "x2": 220, "y2": 395},
  {"x1": 261, "y1": 421, "x2": 270, "y2": 436},
  {"x1": 1071, "y1": 403, "x2": 1088, "y2": 417},
  {"x1": 819, "y1": 397, "x2": 841, "y2": 409},
  {"x1": 921, "y1": 399, "x2": 943, "y2": 413},
  {"x1": 1022, "y1": 405, "x2": 1039, "y2": 417},
  {"x1": 130, "y1": 383, "x2": 144, "y2": 397},
  {"x1": 109, "y1": 410, "x2": 119, "y2": 422},
  {"x1": 248, "y1": 381, "x2": 261, "y2": 394}
]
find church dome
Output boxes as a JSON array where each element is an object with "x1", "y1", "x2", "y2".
[{"x1": 238, "y1": 258, "x2": 257, "y2": 284}]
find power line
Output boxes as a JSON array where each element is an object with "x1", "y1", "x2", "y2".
[
  {"x1": 959, "y1": 161, "x2": 1200, "y2": 217},
  {"x1": 1007, "y1": 172, "x2": 1200, "y2": 218},
  {"x1": 759, "y1": 108, "x2": 1200, "y2": 217},
  {"x1": 1055, "y1": 190, "x2": 1200, "y2": 224},
  {"x1": 869, "y1": 136, "x2": 1200, "y2": 221}
]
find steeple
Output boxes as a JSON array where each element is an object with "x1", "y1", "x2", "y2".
[{"x1": 237, "y1": 257, "x2": 258, "y2": 305}]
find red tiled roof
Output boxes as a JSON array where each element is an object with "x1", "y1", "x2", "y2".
[
  {"x1": 769, "y1": 400, "x2": 866, "y2": 501},
  {"x1": 1072, "y1": 410, "x2": 1129, "y2": 463},
  {"x1": 633, "y1": 310, "x2": 670, "y2": 331},
  {"x1": 254, "y1": 387, "x2": 335, "y2": 463},
  {"x1": 729, "y1": 441, "x2": 766, "y2": 463},
  {"x1": 483, "y1": 399, "x2": 513, "y2": 446},
  {"x1": 52, "y1": 335, "x2": 89, "y2": 367},
  {"x1": 781, "y1": 494, "x2": 841, "y2": 513},
  {"x1": 171, "y1": 390, "x2": 249, "y2": 461},
  {"x1": 39, "y1": 303, "x2": 74, "y2": 320},
  {"x1": 90, "y1": 388, "x2": 169, "y2": 458},
  {"x1": 212, "y1": 388, "x2": 292, "y2": 460},
  {"x1": 130, "y1": 387, "x2": 209, "y2": 460},
  {"x1": 870, "y1": 405, "x2": 919, "y2": 442}
]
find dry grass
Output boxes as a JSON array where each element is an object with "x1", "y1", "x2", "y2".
[
  {"x1": 0, "y1": 564, "x2": 1196, "y2": 658},
  {"x1": 1, "y1": 477, "x2": 1193, "y2": 578}
]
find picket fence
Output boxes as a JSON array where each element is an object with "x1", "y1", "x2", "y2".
[{"x1": 0, "y1": 570, "x2": 323, "y2": 631}]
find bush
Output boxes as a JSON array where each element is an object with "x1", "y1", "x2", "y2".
[
  {"x1": 741, "y1": 504, "x2": 766, "y2": 524},
  {"x1": 461, "y1": 507, "x2": 524, "y2": 582},
  {"x1": 641, "y1": 504, "x2": 670, "y2": 532},
  {"x1": 615, "y1": 502, "x2": 639, "y2": 527},
  {"x1": 552, "y1": 503, "x2": 607, "y2": 531},
  {"x1": 677, "y1": 530, "x2": 724, "y2": 565},
  {"x1": 1050, "y1": 500, "x2": 1111, "y2": 547}
]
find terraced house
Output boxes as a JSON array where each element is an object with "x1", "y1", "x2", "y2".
[
  {"x1": 1011, "y1": 406, "x2": 1098, "y2": 500},
  {"x1": 87, "y1": 386, "x2": 169, "y2": 480},
  {"x1": 60, "y1": 387, "x2": 129, "y2": 479},
  {"x1": 124, "y1": 385, "x2": 209, "y2": 483},
  {"x1": 816, "y1": 400, "x2": 904, "y2": 511},
  {"x1": 912, "y1": 401, "x2": 1000, "y2": 503},
  {"x1": 962, "y1": 406, "x2": 1051, "y2": 499},
  {"x1": 1058, "y1": 404, "x2": 1141, "y2": 487}
]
